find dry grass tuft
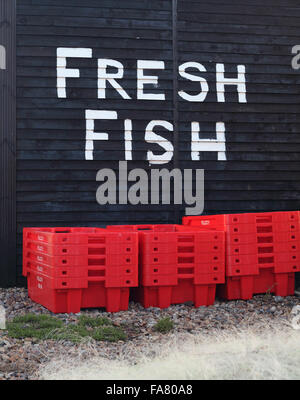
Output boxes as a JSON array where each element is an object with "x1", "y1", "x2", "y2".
[{"x1": 37, "y1": 319, "x2": 300, "y2": 380}]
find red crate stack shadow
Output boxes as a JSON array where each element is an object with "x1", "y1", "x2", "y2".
[
  {"x1": 23, "y1": 227, "x2": 139, "y2": 313},
  {"x1": 107, "y1": 224, "x2": 225, "y2": 308},
  {"x1": 183, "y1": 211, "x2": 300, "y2": 300}
]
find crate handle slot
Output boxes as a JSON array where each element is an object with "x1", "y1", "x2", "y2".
[
  {"x1": 257, "y1": 226, "x2": 273, "y2": 233},
  {"x1": 258, "y1": 256, "x2": 274, "y2": 264},
  {"x1": 177, "y1": 246, "x2": 194, "y2": 253},
  {"x1": 258, "y1": 246, "x2": 274, "y2": 254},
  {"x1": 88, "y1": 270, "x2": 105, "y2": 277},
  {"x1": 178, "y1": 236, "x2": 194, "y2": 243},
  {"x1": 88, "y1": 237, "x2": 106, "y2": 244},
  {"x1": 256, "y1": 217, "x2": 272, "y2": 223},
  {"x1": 178, "y1": 267, "x2": 194, "y2": 274}
]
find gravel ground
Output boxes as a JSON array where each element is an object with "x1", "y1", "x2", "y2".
[{"x1": 0, "y1": 287, "x2": 300, "y2": 380}]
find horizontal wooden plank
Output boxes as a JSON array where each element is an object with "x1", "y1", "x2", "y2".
[
  {"x1": 15, "y1": 120, "x2": 300, "y2": 133},
  {"x1": 16, "y1": 158, "x2": 300, "y2": 169},
  {"x1": 178, "y1": 2, "x2": 300, "y2": 18},
  {"x1": 178, "y1": 41, "x2": 292, "y2": 57},
  {"x1": 178, "y1": 10, "x2": 300, "y2": 27},
  {"x1": 15, "y1": 25, "x2": 300, "y2": 49},
  {"x1": 16, "y1": 67, "x2": 300, "y2": 87},
  {"x1": 16, "y1": 15, "x2": 172, "y2": 30},
  {"x1": 17, "y1": 46, "x2": 173, "y2": 59},
  {"x1": 15, "y1": 200, "x2": 300, "y2": 219},
  {"x1": 16, "y1": 189, "x2": 300, "y2": 202},
  {"x1": 17, "y1": 26, "x2": 173, "y2": 41},
  {"x1": 16, "y1": 130, "x2": 300, "y2": 143},
  {"x1": 178, "y1": 31, "x2": 299, "y2": 46},
  {"x1": 177, "y1": 20, "x2": 300, "y2": 37},
  {"x1": 15, "y1": 94, "x2": 300, "y2": 106},
  {"x1": 15, "y1": 109, "x2": 300, "y2": 122},
  {"x1": 15, "y1": 57, "x2": 300, "y2": 78},
  {"x1": 16, "y1": 162, "x2": 300, "y2": 177},
  {"x1": 16, "y1": 211, "x2": 175, "y2": 223},
  {"x1": 17, "y1": 5, "x2": 171, "y2": 21},
  {"x1": 17, "y1": 180, "x2": 300, "y2": 192},
  {"x1": 17, "y1": 35, "x2": 172, "y2": 50},
  {"x1": 178, "y1": 51, "x2": 293, "y2": 66},
  {"x1": 180, "y1": 0, "x2": 300, "y2": 8},
  {"x1": 17, "y1": 139, "x2": 300, "y2": 152},
  {"x1": 15, "y1": 149, "x2": 300, "y2": 161},
  {"x1": 15, "y1": 102, "x2": 300, "y2": 116},
  {"x1": 18, "y1": 0, "x2": 172, "y2": 11},
  {"x1": 16, "y1": 89, "x2": 300, "y2": 104}
]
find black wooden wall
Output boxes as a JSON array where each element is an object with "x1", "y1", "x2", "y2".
[
  {"x1": 13, "y1": 0, "x2": 300, "y2": 285},
  {"x1": 0, "y1": 0, "x2": 16, "y2": 288}
]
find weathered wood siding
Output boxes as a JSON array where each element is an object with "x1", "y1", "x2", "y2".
[{"x1": 13, "y1": 0, "x2": 300, "y2": 285}]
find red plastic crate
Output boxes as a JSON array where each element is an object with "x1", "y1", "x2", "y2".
[
  {"x1": 24, "y1": 240, "x2": 137, "y2": 256},
  {"x1": 183, "y1": 211, "x2": 300, "y2": 228},
  {"x1": 217, "y1": 268, "x2": 295, "y2": 300},
  {"x1": 226, "y1": 252, "x2": 300, "y2": 274},
  {"x1": 142, "y1": 252, "x2": 178, "y2": 265},
  {"x1": 132, "y1": 279, "x2": 216, "y2": 308},
  {"x1": 193, "y1": 263, "x2": 224, "y2": 276},
  {"x1": 23, "y1": 227, "x2": 138, "y2": 279},
  {"x1": 106, "y1": 224, "x2": 177, "y2": 232},
  {"x1": 24, "y1": 259, "x2": 139, "y2": 283},
  {"x1": 273, "y1": 262, "x2": 300, "y2": 274},
  {"x1": 24, "y1": 250, "x2": 137, "y2": 269},
  {"x1": 26, "y1": 265, "x2": 135, "y2": 290},
  {"x1": 140, "y1": 268, "x2": 224, "y2": 286},
  {"x1": 226, "y1": 241, "x2": 300, "y2": 255},
  {"x1": 142, "y1": 239, "x2": 224, "y2": 256},
  {"x1": 141, "y1": 273, "x2": 178, "y2": 287},
  {"x1": 80, "y1": 283, "x2": 129, "y2": 312},
  {"x1": 139, "y1": 227, "x2": 225, "y2": 280},
  {"x1": 183, "y1": 215, "x2": 300, "y2": 245},
  {"x1": 107, "y1": 224, "x2": 225, "y2": 308},
  {"x1": 183, "y1": 212, "x2": 300, "y2": 280},
  {"x1": 27, "y1": 269, "x2": 130, "y2": 313},
  {"x1": 25, "y1": 260, "x2": 87, "y2": 278},
  {"x1": 23, "y1": 227, "x2": 139, "y2": 312},
  {"x1": 227, "y1": 222, "x2": 298, "y2": 235},
  {"x1": 24, "y1": 227, "x2": 105, "y2": 245},
  {"x1": 226, "y1": 263, "x2": 259, "y2": 277},
  {"x1": 226, "y1": 231, "x2": 300, "y2": 246},
  {"x1": 24, "y1": 227, "x2": 137, "y2": 245},
  {"x1": 27, "y1": 268, "x2": 89, "y2": 290},
  {"x1": 226, "y1": 211, "x2": 300, "y2": 224}
]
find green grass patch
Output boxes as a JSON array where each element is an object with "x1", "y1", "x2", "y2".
[
  {"x1": 153, "y1": 317, "x2": 174, "y2": 334},
  {"x1": 78, "y1": 315, "x2": 112, "y2": 328},
  {"x1": 6, "y1": 313, "x2": 126, "y2": 343},
  {"x1": 7, "y1": 313, "x2": 63, "y2": 339},
  {"x1": 91, "y1": 326, "x2": 127, "y2": 342}
]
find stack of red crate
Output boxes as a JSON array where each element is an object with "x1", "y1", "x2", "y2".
[
  {"x1": 23, "y1": 227, "x2": 138, "y2": 313},
  {"x1": 183, "y1": 211, "x2": 300, "y2": 300},
  {"x1": 107, "y1": 224, "x2": 225, "y2": 308}
]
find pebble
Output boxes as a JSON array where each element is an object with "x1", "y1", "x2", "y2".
[
  {"x1": 0, "y1": 287, "x2": 300, "y2": 380},
  {"x1": 274, "y1": 296, "x2": 283, "y2": 303}
]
